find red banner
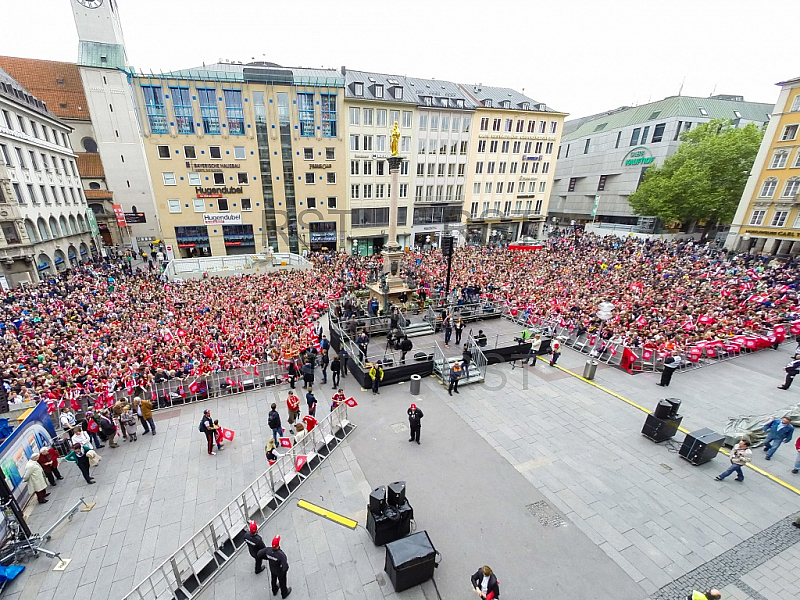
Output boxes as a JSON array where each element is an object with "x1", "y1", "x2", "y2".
[{"x1": 112, "y1": 204, "x2": 127, "y2": 227}]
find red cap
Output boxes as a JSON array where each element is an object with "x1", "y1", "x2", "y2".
[
  {"x1": 410, "y1": 404, "x2": 416, "y2": 410},
  {"x1": 249, "y1": 521, "x2": 257, "y2": 534},
  {"x1": 272, "y1": 535, "x2": 281, "y2": 548}
]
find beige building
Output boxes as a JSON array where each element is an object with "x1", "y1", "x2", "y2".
[{"x1": 460, "y1": 86, "x2": 566, "y2": 244}]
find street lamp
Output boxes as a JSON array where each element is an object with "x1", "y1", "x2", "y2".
[
  {"x1": 351, "y1": 238, "x2": 358, "y2": 256},
  {"x1": 597, "y1": 300, "x2": 615, "y2": 322}
]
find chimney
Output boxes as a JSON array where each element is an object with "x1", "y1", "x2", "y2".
[{"x1": 341, "y1": 65, "x2": 347, "y2": 75}]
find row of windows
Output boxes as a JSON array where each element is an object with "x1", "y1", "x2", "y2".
[
  {"x1": 470, "y1": 181, "x2": 546, "y2": 195},
  {"x1": 749, "y1": 208, "x2": 800, "y2": 229},
  {"x1": 477, "y1": 139, "x2": 552, "y2": 155},
  {"x1": 475, "y1": 161, "x2": 549, "y2": 175},
  {"x1": 479, "y1": 117, "x2": 558, "y2": 135},
  {"x1": 2, "y1": 215, "x2": 89, "y2": 246},
  {"x1": 351, "y1": 160, "x2": 409, "y2": 176},
  {"x1": 351, "y1": 82, "x2": 403, "y2": 101},
  {"x1": 569, "y1": 121, "x2": 690, "y2": 158},
  {"x1": 0, "y1": 143, "x2": 79, "y2": 177},
  {"x1": 469, "y1": 199, "x2": 543, "y2": 219},
  {"x1": 418, "y1": 114, "x2": 470, "y2": 133},
  {"x1": 758, "y1": 177, "x2": 800, "y2": 199},
  {"x1": 0, "y1": 109, "x2": 71, "y2": 148},
  {"x1": 161, "y1": 171, "x2": 251, "y2": 186},
  {"x1": 352, "y1": 207, "x2": 408, "y2": 227},
  {"x1": 412, "y1": 185, "x2": 465, "y2": 202},
  {"x1": 768, "y1": 147, "x2": 800, "y2": 170},
  {"x1": 349, "y1": 108, "x2": 412, "y2": 128},
  {"x1": 350, "y1": 184, "x2": 408, "y2": 199},
  {"x1": 415, "y1": 163, "x2": 466, "y2": 177},
  {"x1": 349, "y1": 134, "x2": 410, "y2": 153},
  {"x1": 7, "y1": 181, "x2": 85, "y2": 207},
  {"x1": 168, "y1": 198, "x2": 255, "y2": 213},
  {"x1": 156, "y1": 144, "x2": 248, "y2": 161},
  {"x1": 418, "y1": 139, "x2": 469, "y2": 155}
]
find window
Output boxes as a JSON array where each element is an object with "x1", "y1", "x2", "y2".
[
  {"x1": 526, "y1": 120, "x2": 534, "y2": 133},
  {"x1": 351, "y1": 184, "x2": 359, "y2": 199},
  {"x1": 354, "y1": 82, "x2": 364, "y2": 96},
  {"x1": 498, "y1": 141, "x2": 507, "y2": 154},
  {"x1": 772, "y1": 210, "x2": 789, "y2": 227},
  {"x1": 363, "y1": 184, "x2": 373, "y2": 199},
  {"x1": 458, "y1": 164, "x2": 465, "y2": 176},
  {"x1": 508, "y1": 182, "x2": 514, "y2": 194},
  {"x1": 492, "y1": 119, "x2": 501, "y2": 131},
  {"x1": 630, "y1": 128, "x2": 641, "y2": 146},
  {"x1": 209, "y1": 146, "x2": 222, "y2": 159},
  {"x1": 480, "y1": 117, "x2": 489, "y2": 131},
  {"x1": 781, "y1": 125, "x2": 798, "y2": 141},
  {"x1": 364, "y1": 161, "x2": 372, "y2": 175},
  {"x1": 452, "y1": 117, "x2": 460, "y2": 132},
  {"x1": 363, "y1": 135, "x2": 373, "y2": 151},
  {"x1": 545, "y1": 142, "x2": 553, "y2": 154},
  {"x1": 698, "y1": 107, "x2": 708, "y2": 116},
  {"x1": 362, "y1": 108, "x2": 373, "y2": 126},
  {"x1": 400, "y1": 161, "x2": 409, "y2": 175},
  {"x1": 791, "y1": 96, "x2": 800, "y2": 112},
  {"x1": 749, "y1": 210, "x2": 766, "y2": 225},
  {"x1": 521, "y1": 162, "x2": 529, "y2": 174},
  {"x1": 237, "y1": 172, "x2": 249, "y2": 185},
  {"x1": 328, "y1": 197, "x2": 337, "y2": 209},
  {"x1": 351, "y1": 160, "x2": 359, "y2": 175},
  {"x1": 437, "y1": 164, "x2": 445, "y2": 177},
  {"x1": 539, "y1": 121, "x2": 546, "y2": 134},
  {"x1": 198, "y1": 88, "x2": 220, "y2": 135},
  {"x1": 12, "y1": 183, "x2": 24, "y2": 204},
  {"x1": 168, "y1": 199, "x2": 181, "y2": 213},
  {"x1": 402, "y1": 111, "x2": 412, "y2": 128},
  {"x1": 224, "y1": 89, "x2": 245, "y2": 135},
  {"x1": 15, "y1": 147, "x2": 25, "y2": 168},
  {"x1": 641, "y1": 126, "x2": 650, "y2": 144},
  {"x1": 427, "y1": 163, "x2": 435, "y2": 176},
  {"x1": 550, "y1": 121, "x2": 557, "y2": 134},
  {"x1": 651, "y1": 123, "x2": 666, "y2": 143},
  {"x1": 795, "y1": 150, "x2": 800, "y2": 168},
  {"x1": 171, "y1": 87, "x2": 194, "y2": 134},
  {"x1": 0, "y1": 144, "x2": 10, "y2": 166},
  {"x1": 184, "y1": 145, "x2": 197, "y2": 159},
  {"x1": 487, "y1": 162, "x2": 495, "y2": 174},
  {"x1": 503, "y1": 118, "x2": 512, "y2": 132},
  {"x1": 376, "y1": 135, "x2": 386, "y2": 153},
  {"x1": 303, "y1": 148, "x2": 314, "y2": 161},
  {"x1": 141, "y1": 85, "x2": 168, "y2": 133},
  {"x1": 542, "y1": 162, "x2": 550, "y2": 174},
  {"x1": 485, "y1": 182, "x2": 493, "y2": 194},
  {"x1": 376, "y1": 109, "x2": 387, "y2": 127},
  {"x1": 473, "y1": 182, "x2": 481, "y2": 195},
  {"x1": 477, "y1": 140, "x2": 486, "y2": 153},
  {"x1": 350, "y1": 135, "x2": 359, "y2": 151},
  {"x1": 376, "y1": 184, "x2": 385, "y2": 198},
  {"x1": 497, "y1": 182, "x2": 504, "y2": 194},
  {"x1": 783, "y1": 178, "x2": 800, "y2": 198},
  {"x1": 297, "y1": 92, "x2": 314, "y2": 137},
  {"x1": 489, "y1": 140, "x2": 498, "y2": 153},
  {"x1": 28, "y1": 151, "x2": 38, "y2": 171},
  {"x1": 475, "y1": 162, "x2": 484, "y2": 174},
  {"x1": 321, "y1": 94, "x2": 337, "y2": 137},
  {"x1": 26, "y1": 184, "x2": 36, "y2": 204},
  {"x1": 30, "y1": 121, "x2": 39, "y2": 138},
  {"x1": 349, "y1": 107, "x2": 360, "y2": 125},
  {"x1": 400, "y1": 184, "x2": 408, "y2": 198},
  {"x1": 188, "y1": 172, "x2": 202, "y2": 185},
  {"x1": 213, "y1": 172, "x2": 225, "y2": 185},
  {"x1": 306, "y1": 197, "x2": 316, "y2": 209},
  {"x1": 377, "y1": 161, "x2": 385, "y2": 176},
  {"x1": 390, "y1": 110, "x2": 401, "y2": 127},
  {"x1": 393, "y1": 87, "x2": 403, "y2": 100},
  {"x1": 523, "y1": 141, "x2": 532, "y2": 154},
  {"x1": 157, "y1": 145, "x2": 170, "y2": 159},
  {"x1": 771, "y1": 152, "x2": 789, "y2": 169},
  {"x1": 510, "y1": 162, "x2": 517, "y2": 174},
  {"x1": 419, "y1": 114, "x2": 428, "y2": 130},
  {"x1": 327, "y1": 172, "x2": 336, "y2": 184},
  {"x1": 163, "y1": 172, "x2": 176, "y2": 185},
  {"x1": 326, "y1": 148, "x2": 335, "y2": 160},
  {"x1": 583, "y1": 139, "x2": 590, "y2": 154},
  {"x1": 527, "y1": 182, "x2": 535, "y2": 193},
  {"x1": 193, "y1": 198, "x2": 205, "y2": 212}
]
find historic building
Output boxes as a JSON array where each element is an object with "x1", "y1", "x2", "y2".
[
  {"x1": 0, "y1": 67, "x2": 95, "y2": 286},
  {"x1": 727, "y1": 78, "x2": 800, "y2": 254}
]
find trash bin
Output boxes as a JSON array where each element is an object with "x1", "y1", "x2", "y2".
[
  {"x1": 410, "y1": 374, "x2": 421, "y2": 395},
  {"x1": 583, "y1": 360, "x2": 598, "y2": 380}
]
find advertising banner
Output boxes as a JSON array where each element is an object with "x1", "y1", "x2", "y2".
[{"x1": 112, "y1": 204, "x2": 127, "y2": 227}]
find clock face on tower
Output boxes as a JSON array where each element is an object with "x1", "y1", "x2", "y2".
[{"x1": 77, "y1": 0, "x2": 104, "y2": 8}]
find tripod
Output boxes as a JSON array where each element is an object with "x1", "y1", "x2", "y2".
[
  {"x1": 0, "y1": 498, "x2": 63, "y2": 565},
  {"x1": 510, "y1": 338, "x2": 526, "y2": 370}
]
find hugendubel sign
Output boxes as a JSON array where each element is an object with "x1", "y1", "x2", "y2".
[{"x1": 203, "y1": 213, "x2": 242, "y2": 225}]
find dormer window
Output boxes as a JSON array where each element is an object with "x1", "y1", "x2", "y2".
[
  {"x1": 455, "y1": 99, "x2": 464, "y2": 108},
  {"x1": 440, "y1": 98, "x2": 448, "y2": 107},
  {"x1": 484, "y1": 99, "x2": 492, "y2": 108},
  {"x1": 393, "y1": 87, "x2": 403, "y2": 100},
  {"x1": 500, "y1": 100, "x2": 510, "y2": 109},
  {"x1": 374, "y1": 85, "x2": 384, "y2": 98},
  {"x1": 354, "y1": 82, "x2": 364, "y2": 96},
  {"x1": 422, "y1": 96, "x2": 432, "y2": 106},
  {"x1": 520, "y1": 102, "x2": 530, "y2": 110}
]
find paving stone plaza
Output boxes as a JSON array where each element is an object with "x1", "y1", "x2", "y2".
[{"x1": 5, "y1": 342, "x2": 800, "y2": 600}]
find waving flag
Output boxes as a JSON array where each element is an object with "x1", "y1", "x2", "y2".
[{"x1": 344, "y1": 397, "x2": 358, "y2": 407}]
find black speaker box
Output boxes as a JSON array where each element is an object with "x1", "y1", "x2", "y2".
[
  {"x1": 369, "y1": 486, "x2": 386, "y2": 514},
  {"x1": 366, "y1": 500, "x2": 414, "y2": 546},
  {"x1": 679, "y1": 428, "x2": 725, "y2": 465},
  {"x1": 642, "y1": 414, "x2": 683, "y2": 443},
  {"x1": 384, "y1": 530, "x2": 437, "y2": 592},
  {"x1": 664, "y1": 397, "x2": 682, "y2": 418},
  {"x1": 387, "y1": 481, "x2": 406, "y2": 506},
  {"x1": 653, "y1": 400, "x2": 672, "y2": 420}
]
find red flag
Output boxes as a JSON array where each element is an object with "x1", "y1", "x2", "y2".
[
  {"x1": 279, "y1": 437, "x2": 292, "y2": 448},
  {"x1": 268, "y1": 459, "x2": 277, "y2": 466},
  {"x1": 635, "y1": 315, "x2": 647, "y2": 327},
  {"x1": 642, "y1": 348, "x2": 653, "y2": 361},
  {"x1": 225, "y1": 377, "x2": 235, "y2": 387},
  {"x1": 620, "y1": 347, "x2": 637, "y2": 374},
  {"x1": 242, "y1": 368, "x2": 251, "y2": 376},
  {"x1": 178, "y1": 385, "x2": 186, "y2": 398},
  {"x1": 254, "y1": 366, "x2": 259, "y2": 376},
  {"x1": 295, "y1": 455, "x2": 307, "y2": 472},
  {"x1": 70, "y1": 397, "x2": 81, "y2": 411},
  {"x1": 87, "y1": 418, "x2": 99, "y2": 433},
  {"x1": 344, "y1": 397, "x2": 358, "y2": 407},
  {"x1": 177, "y1": 328, "x2": 187, "y2": 337},
  {"x1": 46, "y1": 400, "x2": 56, "y2": 414},
  {"x1": 152, "y1": 391, "x2": 157, "y2": 402},
  {"x1": 790, "y1": 321, "x2": 800, "y2": 335},
  {"x1": 220, "y1": 428, "x2": 235, "y2": 441},
  {"x1": 126, "y1": 381, "x2": 133, "y2": 395},
  {"x1": 189, "y1": 380, "x2": 200, "y2": 394}
]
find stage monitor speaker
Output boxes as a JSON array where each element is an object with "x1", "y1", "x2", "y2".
[
  {"x1": 653, "y1": 400, "x2": 672, "y2": 420},
  {"x1": 384, "y1": 530, "x2": 437, "y2": 592},
  {"x1": 664, "y1": 398, "x2": 682, "y2": 418},
  {"x1": 679, "y1": 428, "x2": 725, "y2": 465},
  {"x1": 387, "y1": 481, "x2": 406, "y2": 507},
  {"x1": 642, "y1": 414, "x2": 683, "y2": 443},
  {"x1": 369, "y1": 486, "x2": 386, "y2": 515}
]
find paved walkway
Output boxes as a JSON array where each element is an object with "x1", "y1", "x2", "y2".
[{"x1": 4, "y1": 341, "x2": 800, "y2": 600}]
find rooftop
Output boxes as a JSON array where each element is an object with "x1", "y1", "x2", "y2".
[
  {"x1": 0, "y1": 56, "x2": 89, "y2": 121},
  {"x1": 459, "y1": 83, "x2": 560, "y2": 113},
  {"x1": 0, "y1": 66, "x2": 59, "y2": 122},
  {"x1": 75, "y1": 152, "x2": 105, "y2": 178}
]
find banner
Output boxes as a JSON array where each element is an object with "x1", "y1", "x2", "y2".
[
  {"x1": 112, "y1": 204, "x2": 127, "y2": 227},
  {"x1": 0, "y1": 401, "x2": 58, "y2": 506}
]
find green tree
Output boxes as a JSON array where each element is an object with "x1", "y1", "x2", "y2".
[{"x1": 628, "y1": 119, "x2": 764, "y2": 237}]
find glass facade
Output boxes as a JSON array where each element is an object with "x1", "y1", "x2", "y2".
[
  {"x1": 253, "y1": 92, "x2": 279, "y2": 251},
  {"x1": 224, "y1": 89, "x2": 244, "y2": 135},
  {"x1": 198, "y1": 88, "x2": 220, "y2": 135},
  {"x1": 223, "y1": 224, "x2": 255, "y2": 254},
  {"x1": 277, "y1": 92, "x2": 299, "y2": 253},
  {"x1": 141, "y1": 85, "x2": 168, "y2": 133},
  {"x1": 175, "y1": 226, "x2": 211, "y2": 257},
  {"x1": 321, "y1": 94, "x2": 337, "y2": 138},
  {"x1": 298, "y1": 92, "x2": 315, "y2": 137},
  {"x1": 170, "y1": 87, "x2": 194, "y2": 134}
]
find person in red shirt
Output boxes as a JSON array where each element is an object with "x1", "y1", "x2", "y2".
[
  {"x1": 286, "y1": 391, "x2": 300, "y2": 428},
  {"x1": 331, "y1": 389, "x2": 345, "y2": 412},
  {"x1": 37, "y1": 446, "x2": 64, "y2": 486}
]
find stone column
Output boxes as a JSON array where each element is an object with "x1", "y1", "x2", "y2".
[{"x1": 385, "y1": 156, "x2": 403, "y2": 252}]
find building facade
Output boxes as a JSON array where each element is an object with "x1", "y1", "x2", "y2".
[
  {"x1": 0, "y1": 67, "x2": 95, "y2": 286},
  {"x1": 130, "y1": 63, "x2": 347, "y2": 257},
  {"x1": 461, "y1": 86, "x2": 565, "y2": 244},
  {"x1": 551, "y1": 95, "x2": 773, "y2": 229},
  {"x1": 727, "y1": 79, "x2": 800, "y2": 254}
]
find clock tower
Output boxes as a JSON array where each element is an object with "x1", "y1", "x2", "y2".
[{"x1": 70, "y1": 0, "x2": 128, "y2": 68}]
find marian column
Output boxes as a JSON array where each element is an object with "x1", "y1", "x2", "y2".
[{"x1": 382, "y1": 121, "x2": 404, "y2": 286}]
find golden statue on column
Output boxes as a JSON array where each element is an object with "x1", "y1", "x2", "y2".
[{"x1": 390, "y1": 120, "x2": 400, "y2": 156}]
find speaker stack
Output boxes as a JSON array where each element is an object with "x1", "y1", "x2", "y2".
[
  {"x1": 642, "y1": 398, "x2": 683, "y2": 443},
  {"x1": 679, "y1": 427, "x2": 725, "y2": 465},
  {"x1": 366, "y1": 481, "x2": 414, "y2": 546}
]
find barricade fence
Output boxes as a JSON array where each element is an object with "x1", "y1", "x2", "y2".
[{"x1": 122, "y1": 404, "x2": 354, "y2": 600}]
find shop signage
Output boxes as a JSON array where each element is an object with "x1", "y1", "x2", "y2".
[
  {"x1": 477, "y1": 134, "x2": 554, "y2": 141},
  {"x1": 112, "y1": 204, "x2": 127, "y2": 227},
  {"x1": 197, "y1": 193, "x2": 222, "y2": 198},
  {"x1": 310, "y1": 232, "x2": 338, "y2": 242},
  {"x1": 740, "y1": 228, "x2": 800, "y2": 238},
  {"x1": 519, "y1": 176, "x2": 537, "y2": 181},
  {"x1": 86, "y1": 208, "x2": 100, "y2": 236},
  {"x1": 622, "y1": 146, "x2": 654, "y2": 166},
  {"x1": 522, "y1": 155, "x2": 543, "y2": 161},
  {"x1": 203, "y1": 213, "x2": 242, "y2": 225},
  {"x1": 186, "y1": 162, "x2": 241, "y2": 171},
  {"x1": 178, "y1": 243, "x2": 196, "y2": 248},
  {"x1": 516, "y1": 194, "x2": 536, "y2": 199},
  {"x1": 124, "y1": 212, "x2": 147, "y2": 224},
  {"x1": 310, "y1": 163, "x2": 332, "y2": 169},
  {"x1": 224, "y1": 241, "x2": 242, "y2": 246},
  {"x1": 195, "y1": 186, "x2": 243, "y2": 195}
]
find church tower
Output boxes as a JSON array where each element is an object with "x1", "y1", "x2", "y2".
[{"x1": 71, "y1": 0, "x2": 128, "y2": 68}]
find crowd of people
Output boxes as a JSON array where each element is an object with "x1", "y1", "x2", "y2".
[{"x1": 2, "y1": 232, "x2": 800, "y2": 412}]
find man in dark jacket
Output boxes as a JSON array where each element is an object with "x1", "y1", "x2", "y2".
[
  {"x1": 407, "y1": 403, "x2": 423, "y2": 444},
  {"x1": 470, "y1": 565, "x2": 500, "y2": 599},
  {"x1": 339, "y1": 347, "x2": 349, "y2": 376},
  {"x1": 448, "y1": 362, "x2": 463, "y2": 396},
  {"x1": 287, "y1": 359, "x2": 298, "y2": 389},
  {"x1": 330, "y1": 354, "x2": 341, "y2": 389},
  {"x1": 268, "y1": 403, "x2": 283, "y2": 445},
  {"x1": 777, "y1": 353, "x2": 800, "y2": 389},
  {"x1": 243, "y1": 521, "x2": 267, "y2": 574},
  {"x1": 400, "y1": 336, "x2": 413, "y2": 365},
  {"x1": 301, "y1": 360, "x2": 315, "y2": 389},
  {"x1": 97, "y1": 410, "x2": 119, "y2": 448},
  {"x1": 265, "y1": 535, "x2": 292, "y2": 598}
]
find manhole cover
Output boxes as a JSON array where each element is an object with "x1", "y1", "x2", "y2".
[
  {"x1": 391, "y1": 423, "x2": 407, "y2": 434},
  {"x1": 660, "y1": 463, "x2": 673, "y2": 471},
  {"x1": 527, "y1": 501, "x2": 566, "y2": 528}
]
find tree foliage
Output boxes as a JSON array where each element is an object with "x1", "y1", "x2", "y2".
[{"x1": 628, "y1": 119, "x2": 764, "y2": 228}]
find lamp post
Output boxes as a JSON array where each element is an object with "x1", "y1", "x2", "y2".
[
  {"x1": 597, "y1": 300, "x2": 615, "y2": 322},
  {"x1": 352, "y1": 238, "x2": 358, "y2": 256}
]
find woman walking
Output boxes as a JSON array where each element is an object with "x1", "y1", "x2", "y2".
[
  {"x1": 37, "y1": 446, "x2": 64, "y2": 486},
  {"x1": 23, "y1": 454, "x2": 49, "y2": 503},
  {"x1": 65, "y1": 443, "x2": 95, "y2": 484}
]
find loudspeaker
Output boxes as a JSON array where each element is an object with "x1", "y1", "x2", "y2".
[
  {"x1": 369, "y1": 486, "x2": 386, "y2": 514},
  {"x1": 441, "y1": 236, "x2": 454, "y2": 256},
  {"x1": 664, "y1": 398, "x2": 682, "y2": 418},
  {"x1": 679, "y1": 428, "x2": 725, "y2": 465},
  {"x1": 387, "y1": 481, "x2": 406, "y2": 507},
  {"x1": 642, "y1": 414, "x2": 683, "y2": 443},
  {"x1": 653, "y1": 400, "x2": 672, "y2": 420},
  {"x1": 384, "y1": 530, "x2": 437, "y2": 592}
]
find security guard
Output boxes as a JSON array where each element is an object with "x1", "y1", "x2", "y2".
[
  {"x1": 687, "y1": 590, "x2": 721, "y2": 600},
  {"x1": 265, "y1": 535, "x2": 292, "y2": 598},
  {"x1": 369, "y1": 362, "x2": 384, "y2": 395},
  {"x1": 243, "y1": 521, "x2": 267, "y2": 574}
]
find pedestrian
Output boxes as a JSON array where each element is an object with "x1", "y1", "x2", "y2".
[
  {"x1": 287, "y1": 357, "x2": 298, "y2": 390},
  {"x1": 455, "y1": 317, "x2": 464, "y2": 345},
  {"x1": 369, "y1": 362, "x2": 384, "y2": 395},
  {"x1": 357, "y1": 330, "x2": 370, "y2": 362},
  {"x1": 462, "y1": 344, "x2": 472, "y2": 372},
  {"x1": 268, "y1": 403, "x2": 284, "y2": 445},
  {"x1": 549, "y1": 337, "x2": 562, "y2": 367},
  {"x1": 121, "y1": 408, "x2": 138, "y2": 441},
  {"x1": 286, "y1": 391, "x2": 300, "y2": 429},
  {"x1": 65, "y1": 443, "x2": 95, "y2": 484},
  {"x1": 213, "y1": 419, "x2": 225, "y2": 451},
  {"x1": 71, "y1": 425, "x2": 93, "y2": 450},
  {"x1": 408, "y1": 403, "x2": 423, "y2": 444},
  {"x1": 340, "y1": 347, "x2": 349, "y2": 377},
  {"x1": 527, "y1": 334, "x2": 541, "y2": 366},
  {"x1": 37, "y1": 446, "x2": 64, "y2": 486},
  {"x1": 777, "y1": 353, "x2": 800, "y2": 389},
  {"x1": 475, "y1": 330, "x2": 487, "y2": 347},
  {"x1": 470, "y1": 565, "x2": 500, "y2": 600},
  {"x1": 264, "y1": 535, "x2": 292, "y2": 599},
  {"x1": 330, "y1": 353, "x2": 341, "y2": 389},
  {"x1": 113, "y1": 399, "x2": 130, "y2": 440},
  {"x1": 658, "y1": 351, "x2": 681, "y2": 386},
  {"x1": 686, "y1": 590, "x2": 721, "y2": 600},
  {"x1": 265, "y1": 438, "x2": 279, "y2": 463},
  {"x1": 199, "y1": 409, "x2": 217, "y2": 456},
  {"x1": 97, "y1": 410, "x2": 120, "y2": 448},
  {"x1": 321, "y1": 349, "x2": 329, "y2": 385},
  {"x1": 306, "y1": 386, "x2": 317, "y2": 417},
  {"x1": 59, "y1": 406, "x2": 77, "y2": 434},
  {"x1": 793, "y1": 436, "x2": 800, "y2": 474},
  {"x1": 294, "y1": 422, "x2": 306, "y2": 445},
  {"x1": 443, "y1": 313, "x2": 453, "y2": 348},
  {"x1": 83, "y1": 411, "x2": 104, "y2": 448},
  {"x1": 331, "y1": 388, "x2": 345, "y2": 411},
  {"x1": 243, "y1": 521, "x2": 268, "y2": 574},
  {"x1": 399, "y1": 335, "x2": 413, "y2": 365},
  {"x1": 23, "y1": 454, "x2": 49, "y2": 504},
  {"x1": 134, "y1": 396, "x2": 156, "y2": 436},
  {"x1": 763, "y1": 416, "x2": 794, "y2": 460},
  {"x1": 715, "y1": 439, "x2": 752, "y2": 482},
  {"x1": 448, "y1": 361, "x2": 462, "y2": 396},
  {"x1": 301, "y1": 359, "x2": 315, "y2": 390}
]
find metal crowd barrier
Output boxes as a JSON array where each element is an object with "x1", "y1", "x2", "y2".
[{"x1": 122, "y1": 404, "x2": 355, "y2": 600}]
